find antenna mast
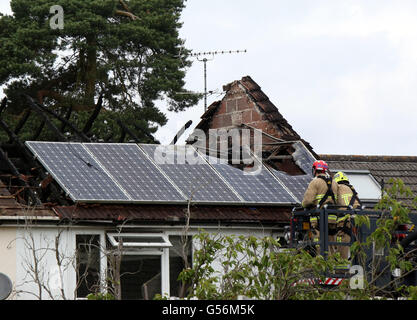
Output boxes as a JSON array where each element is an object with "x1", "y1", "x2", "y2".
[{"x1": 190, "y1": 49, "x2": 247, "y2": 112}]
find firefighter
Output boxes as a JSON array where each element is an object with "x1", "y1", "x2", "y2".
[
  {"x1": 302, "y1": 160, "x2": 338, "y2": 255},
  {"x1": 334, "y1": 171, "x2": 362, "y2": 263}
]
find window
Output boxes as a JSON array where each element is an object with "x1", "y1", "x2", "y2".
[
  {"x1": 107, "y1": 233, "x2": 172, "y2": 300},
  {"x1": 334, "y1": 170, "x2": 381, "y2": 201},
  {"x1": 107, "y1": 233, "x2": 172, "y2": 249},
  {"x1": 169, "y1": 236, "x2": 192, "y2": 297},
  {"x1": 76, "y1": 234, "x2": 101, "y2": 298},
  {"x1": 120, "y1": 255, "x2": 162, "y2": 300}
]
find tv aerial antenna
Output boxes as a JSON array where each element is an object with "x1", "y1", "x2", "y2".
[{"x1": 190, "y1": 49, "x2": 247, "y2": 112}]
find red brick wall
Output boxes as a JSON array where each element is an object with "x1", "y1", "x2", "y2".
[
  {"x1": 202, "y1": 81, "x2": 305, "y2": 175},
  {"x1": 208, "y1": 81, "x2": 284, "y2": 142}
]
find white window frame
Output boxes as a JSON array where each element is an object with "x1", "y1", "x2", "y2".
[
  {"x1": 107, "y1": 233, "x2": 172, "y2": 249},
  {"x1": 333, "y1": 169, "x2": 382, "y2": 201},
  {"x1": 106, "y1": 232, "x2": 171, "y2": 298},
  {"x1": 74, "y1": 231, "x2": 107, "y2": 300}
]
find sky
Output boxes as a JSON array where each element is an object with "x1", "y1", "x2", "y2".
[{"x1": 1, "y1": 1, "x2": 417, "y2": 156}]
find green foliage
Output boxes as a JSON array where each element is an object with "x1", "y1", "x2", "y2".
[
  {"x1": 86, "y1": 292, "x2": 115, "y2": 300},
  {"x1": 179, "y1": 179, "x2": 417, "y2": 300},
  {"x1": 179, "y1": 231, "x2": 349, "y2": 300},
  {"x1": 406, "y1": 286, "x2": 417, "y2": 300},
  {"x1": 153, "y1": 293, "x2": 169, "y2": 300},
  {"x1": 0, "y1": 0, "x2": 200, "y2": 141},
  {"x1": 349, "y1": 179, "x2": 417, "y2": 298}
]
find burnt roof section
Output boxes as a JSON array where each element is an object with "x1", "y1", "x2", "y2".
[
  {"x1": 321, "y1": 154, "x2": 417, "y2": 210},
  {"x1": 54, "y1": 204, "x2": 291, "y2": 224},
  {"x1": 0, "y1": 181, "x2": 56, "y2": 218},
  {"x1": 238, "y1": 76, "x2": 300, "y2": 139},
  {"x1": 0, "y1": 94, "x2": 160, "y2": 208},
  {"x1": 0, "y1": 83, "x2": 298, "y2": 224},
  {"x1": 194, "y1": 76, "x2": 317, "y2": 158}
]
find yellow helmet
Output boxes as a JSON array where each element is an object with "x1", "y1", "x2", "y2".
[{"x1": 334, "y1": 171, "x2": 349, "y2": 183}]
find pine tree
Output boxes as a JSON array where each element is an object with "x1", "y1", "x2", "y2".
[{"x1": 0, "y1": 0, "x2": 199, "y2": 141}]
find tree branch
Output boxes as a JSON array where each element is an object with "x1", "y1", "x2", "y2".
[
  {"x1": 119, "y1": 0, "x2": 131, "y2": 12},
  {"x1": 36, "y1": 90, "x2": 95, "y2": 112},
  {"x1": 115, "y1": 10, "x2": 139, "y2": 21}
]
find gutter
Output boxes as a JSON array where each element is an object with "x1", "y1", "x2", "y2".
[{"x1": 0, "y1": 216, "x2": 60, "y2": 221}]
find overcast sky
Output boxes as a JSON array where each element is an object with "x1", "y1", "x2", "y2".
[{"x1": 1, "y1": 1, "x2": 417, "y2": 156}]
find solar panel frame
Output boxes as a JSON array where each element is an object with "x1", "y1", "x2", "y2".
[
  {"x1": 199, "y1": 151, "x2": 299, "y2": 205},
  {"x1": 268, "y1": 169, "x2": 312, "y2": 203},
  {"x1": 139, "y1": 144, "x2": 244, "y2": 204},
  {"x1": 25, "y1": 141, "x2": 131, "y2": 203},
  {"x1": 261, "y1": 141, "x2": 316, "y2": 204},
  {"x1": 292, "y1": 141, "x2": 316, "y2": 175},
  {"x1": 83, "y1": 143, "x2": 187, "y2": 203},
  {"x1": 26, "y1": 141, "x2": 313, "y2": 206}
]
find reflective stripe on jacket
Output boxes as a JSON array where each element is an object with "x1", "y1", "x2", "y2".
[{"x1": 336, "y1": 184, "x2": 360, "y2": 208}]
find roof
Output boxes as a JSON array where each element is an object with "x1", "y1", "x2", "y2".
[
  {"x1": 53, "y1": 204, "x2": 291, "y2": 224},
  {"x1": 0, "y1": 205, "x2": 56, "y2": 218},
  {"x1": 194, "y1": 76, "x2": 317, "y2": 158},
  {"x1": 321, "y1": 154, "x2": 417, "y2": 209},
  {"x1": 234, "y1": 76, "x2": 301, "y2": 140},
  {"x1": 0, "y1": 182, "x2": 56, "y2": 218}
]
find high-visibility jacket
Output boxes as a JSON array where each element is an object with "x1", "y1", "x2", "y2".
[
  {"x1": 303, "y1": 174, "x2": 339, "y2": 229},
  {"x1": 337, "y1": 183, "x2": 360, "y2": 208},
  {"x1": 302, "y1": 174, "x2": 338, "y2": 209}
]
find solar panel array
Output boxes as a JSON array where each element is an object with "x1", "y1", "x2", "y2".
[
  {"x1": 26, "y1": 142, "x2": 129, "y2": 202},
  {"x1": 269, "y1": 170, "x2": 311, "y2": 203},
  {"x1": 25, "y1": 141, "x2": 316, "y2": 205},
  {"x1": 140, "y1": 145, "x2": 242, "y2": 203},
  {"x1": 84, "y1": 144, "x2": 185, "y2": 202},
  {"x1": 204, "y1": 154, "x2": 296, "y2": 204}
]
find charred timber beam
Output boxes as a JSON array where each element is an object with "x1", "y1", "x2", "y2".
[
  {"x1": 24, "y1": 95, "x2": 68, "y2": 142},
  {"x1": 32, "y1": 120, "x2": 46, "y2": 140},
  {"x1": 0, "y1": 119, "x2": 34, "y2": 162},
  {"x1": 117, "y1": 119, "x2": 140, "y2": 143},
  {"x1": 118, "y1": 129, "x2": 126, "y2": 143},
  {"x1": 0, "y1": 147, "x2": 41, "y2": 205},
  {"x1": 170, "y1": 120, "x2": 192, "y2": 145},
  {"x1": 60, "y1": 105, "x2": 73, "y2": 132},
  {"x1": 13, "y1": 109, "x2": 32, "y2": 136},
  {"x1": 82, "y1": 94, "x2": 103, "y2": 134},
  {"x1": 0, "y1": 117, "x2": 67, "y2": 205},
  {"x1": 266, "y1": 155, "x2": 293, "y2": 161},
  {"x1": 24, "y1": 95, "x2": 90, "y2": 142}
]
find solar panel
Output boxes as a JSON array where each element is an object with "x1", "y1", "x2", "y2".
[
  {"x1": 26, "y1": 141, "x2": 313, "y2": 206},
  {"x1": 200, "y1": 153, "x2": 298, "y2": 204},
  {"x1": 84, "y1": 143, "x2": 186, "y2": 203},
  {"x1": 263, "y1": 141, "x2": 316, "y2": 203},
  {"x1": 139, "y1": 144, "x2": 242, "y2": 203},
  {"x1": 292, "y1": 141, "x2": 316, "y2": 175},
  {"x1": 26, "y1": 142, "x2": 129, "y2": 202},
  {"x1": 268, "y1": 170, "x2": 311, "y2": 203}
]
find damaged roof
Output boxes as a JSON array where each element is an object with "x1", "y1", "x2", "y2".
[
  {"x1": 0, "y1": 182, "x2": 56, "y2": 218},
  {"x1": 54, "y1": 204, "x2": 291, "y2": 224},
  {"x1": 194, "y1": 76, "x2": 317, "y2": 158}
]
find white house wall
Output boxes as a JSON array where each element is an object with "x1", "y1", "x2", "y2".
[
  {"x1": 0, "y1": 227, "x2": 17, "y2": 299},
  {"x1": 9, "y1": 223, "x2": 280, "y2": 300},
  {"x1": 15, "y1": 226, "x2": 105, "y2": 300}
]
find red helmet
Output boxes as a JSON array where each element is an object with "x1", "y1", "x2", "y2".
[{"x1": 312, "y1": 160, "x2": 329, "y2": 175}]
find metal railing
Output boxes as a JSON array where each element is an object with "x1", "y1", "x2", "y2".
[{"x1": 290, "y1": 206, "x2": 383, "y2": 259}]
